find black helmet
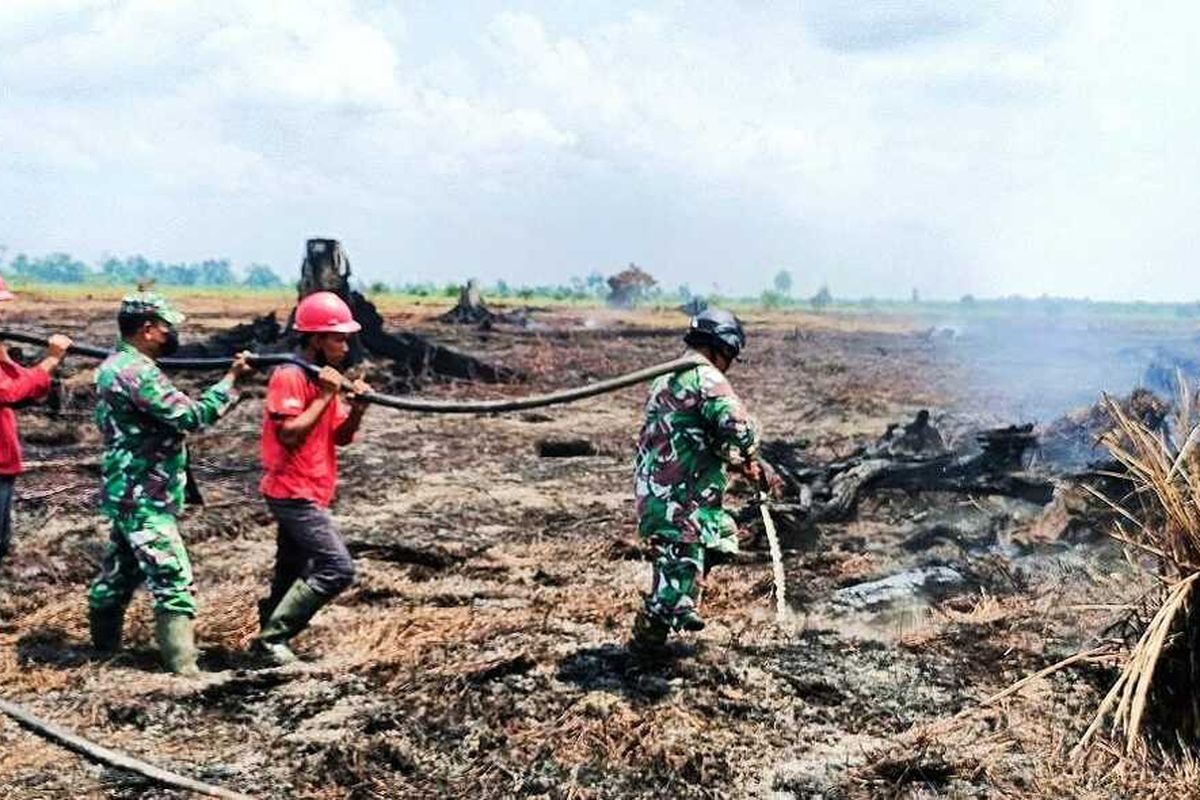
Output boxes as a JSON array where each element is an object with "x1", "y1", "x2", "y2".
[{"x1": 684, "y1": 307, "x2": 746, "y2": 358}]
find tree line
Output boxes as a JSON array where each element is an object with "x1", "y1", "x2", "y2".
[{"x1": 1, "y1": 251, "x2": 285, "y2": 288}]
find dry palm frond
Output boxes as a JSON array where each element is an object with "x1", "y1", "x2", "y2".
[
  {"x1": 1074, "y1": 386, "x2": 1200, "y2": 755},
  {"x1": 1074, "y1": 572, "x2": 1199, "y2": 756}
]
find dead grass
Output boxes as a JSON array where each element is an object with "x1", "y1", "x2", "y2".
[
  {"x1": 194, "y1": 578, "x2": 262, "y2": 650},
  {"x1": 1072, "y1": 388, "x2": 1200, "y2": 755},
  {"x1": 1, "y1": 296, "x2": 1161, "y2": 798}
]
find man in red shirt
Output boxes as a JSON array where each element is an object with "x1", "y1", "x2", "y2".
[
  {"x1": 253, "y1": 292, "x2": 370, "y2": 665},
  {"x1": 0, "y1": 276, "x2": 72, "y2": 567}
]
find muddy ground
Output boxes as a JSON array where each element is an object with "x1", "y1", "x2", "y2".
[{"x1": 0, "y1": 295, "x2": 1188, "y2": 798}]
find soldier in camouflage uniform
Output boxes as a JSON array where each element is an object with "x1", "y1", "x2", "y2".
[
  {"x1": 631, "y1": 308, "x2": 778, "y2": 652},
  {"x1": 87, "y1": 293, "x2": 252, "y2": 675}
]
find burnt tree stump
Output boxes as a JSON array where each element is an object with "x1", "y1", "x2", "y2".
[
  {"x1": 176, "y1": 239, "x2": 518, "y2": 384},
  {"x1": 439, "y1": 279, "x2": 497, "y2": 326},
  {"x1": 294, "y1": 239, "x2": 518, "y2": 383}
]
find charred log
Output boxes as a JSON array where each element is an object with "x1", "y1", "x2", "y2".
[
  {"x1": 757, "y1": 412, "x2": 1056, "y2": 526},
  {"x1": 300, "y1": 240, "x2": 518, "y2": 382},
  {"x1": 174, "y1": 313, "x2": 283, "y2": 358},
  {"x1": 1036, "y1": 388, "x2": 1169, "y2": 472},
  {"x1": 536, "y1": 438, "x2": 598, "y2": 458},
  {"x1": 349, "y1": 291, "x2": 518, "y2": 383},
  {"x1": 174, "y1": 241, "x2": 518, "y2": 384},
  {"x1": 176, "y1": 238, "x2": 518, "y2": 385}
]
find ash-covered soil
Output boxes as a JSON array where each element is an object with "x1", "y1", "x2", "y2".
[{"x1": 0, "y1": 298, "x2": 1178, "y2": 798}]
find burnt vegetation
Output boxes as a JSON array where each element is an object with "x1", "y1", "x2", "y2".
[{"x1": 5, "y1": 289, "x2": 1200, "y2": 798}]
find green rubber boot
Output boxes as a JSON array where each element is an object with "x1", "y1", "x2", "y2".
[
  {"x1": 88, "y1": 606, "x2": 126, "y2": 655},
  {"x1": 155, "y1": 610, "x2": 200, "y2": 677},
  {"x1": 253, "y1": 580, "x2": 327, "y2": 666}
]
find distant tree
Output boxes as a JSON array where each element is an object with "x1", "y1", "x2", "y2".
[
  {"x1": 606, "y1": 263, "x2": 657, "y2": 308},
  {"x1": 760, "y1": 290, "x2": 786, "y2": 310},
  {"x1": 811, "y1": 285, "x2": 833, "y2": 311},
  {"x1": 960, "y1": 294, "x2": 976, "y2": 306},
  {"x1": 196, "y1": 259, "x2": 235, "y2": 286},
  {"x1": 1039, "y1": 295, "x2": 1063, "y2": 317},
  {"x1": 911, "y1": 287, "x2": 921, "y2": 303},
  {"x1": 10, "y1": 252, "x2": 88, "y2": 283},
  {"x1": 158, "y1": 262, "x2": 199, "y2": 286},
  {"x1": 585, "y1": 271, "x2": 606, "y2": 298},
  {"x1": 130, "y1": 256, "x2": 154, "y2": 283},
  {"x1": 368, "y1": 280, "x2": 390, "y2": 294},
  {"x1": 48, "y1": 253, "x2": 87, "y2": 282},
  {"x1": 101, "y1": 257, "x2": 139, "y2": 284},
  {"x1": 773, "y1": 270, "x2": 793, "y2": 295},
  {"x1": 494, "y1": 279, "x2": 511, "y2": 298},
  {"x1": 243, "y1": 263, "x2": 284, "y2": 288}
]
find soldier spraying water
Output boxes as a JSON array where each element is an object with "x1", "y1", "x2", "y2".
[{"x1": 630, "y1": 308, "x2": 780, "y2": 654}]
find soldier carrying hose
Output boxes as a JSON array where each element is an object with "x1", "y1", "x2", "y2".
[
  {"x1": 630, "y1": 308, "x2": 780, "y2": 654},
  {"x1": 87, "y1": 293, "x2": 253, "y2": 675},
  {"x1": 252, "y1": 291, "x2": 371, "y2": 666}
]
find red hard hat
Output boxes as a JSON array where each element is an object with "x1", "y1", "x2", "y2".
[
  {"x1": 0, "y1": 276, "x2": 15, "y2": 302},
  {"x1": 294, "y1": 291, "x2": 361, "y2": 333}
]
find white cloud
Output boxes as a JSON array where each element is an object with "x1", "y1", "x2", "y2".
[{"x1": 0, "y1": 1, "x2": 1198, "y2": 300}]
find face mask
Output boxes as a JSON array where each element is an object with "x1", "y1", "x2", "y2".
[{"x1": 160, "y1": 328, "x2": 180, "y2": 357}]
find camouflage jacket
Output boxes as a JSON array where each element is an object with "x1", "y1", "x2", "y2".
[
  {"x1": 95, "y1": 342, "x2": 237, "y2": 518},
  {"x1": 634, "y1": 361, "x2": 760, "y2": 550}
]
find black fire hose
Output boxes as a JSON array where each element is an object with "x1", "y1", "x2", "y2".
[
  {"x1": 0, "y1": 331, "x2": 707, "y2": 414},
  {"x1": 0, "y1": 696, "x2": 255, "y2": 799},
  {"x1": 0, "y1": 330, "x2": 297, "y2": 372}
]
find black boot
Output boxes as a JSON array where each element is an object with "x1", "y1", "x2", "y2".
[
  {"x1": 257, "y1": 597, "x2": 276, "y2": 629},
  {"x1": 89, "y1": 606, "x2": 126, "y2": 655},
  {"x1": 628, "y1": 609, "x2": 670, "y2": 657}
]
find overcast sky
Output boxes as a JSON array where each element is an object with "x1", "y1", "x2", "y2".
[{"x1": 1, "y1": 1, "x2": 1197, "y2": 300}]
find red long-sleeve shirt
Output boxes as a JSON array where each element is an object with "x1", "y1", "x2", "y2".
[{"x1": 0, "y1": 359, "x2": 50, "y2": 475}]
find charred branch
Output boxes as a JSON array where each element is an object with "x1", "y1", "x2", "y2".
[{"x1": 758, "y1": 412, "x2": 1056, "y2": 526}]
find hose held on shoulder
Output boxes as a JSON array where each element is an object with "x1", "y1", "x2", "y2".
[{"x1": 0, "y1": 331, "x2": 707, "y2": 415}]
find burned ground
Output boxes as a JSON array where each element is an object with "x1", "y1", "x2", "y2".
[{"x1": 0, "y1": 297, "x2": 1188, "y2": 798}]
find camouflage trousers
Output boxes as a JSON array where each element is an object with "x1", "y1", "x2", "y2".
[
  {"x1": 87, "y1": 507, "x2": 197, "y2": 617},
  {"x1": 644, "y1": 540, "x2": 727, "y2": 630}
]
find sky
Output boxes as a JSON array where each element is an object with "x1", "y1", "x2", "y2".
[{"x1": 0, "y1": 0, "x2": 1198, "y2": 301}]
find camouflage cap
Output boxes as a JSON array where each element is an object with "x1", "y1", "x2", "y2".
[{"x1": 118, "y1": 292, "x2": 186, "y2": 325}]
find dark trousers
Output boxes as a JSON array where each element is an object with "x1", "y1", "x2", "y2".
[
  {"x1": 261, "y1": 497, "x2": 355, "y2": 618},
  {"x1": 0, "y1": 476, "x2": 15, "y2": 567}
]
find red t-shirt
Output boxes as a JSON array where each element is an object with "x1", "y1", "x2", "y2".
[
  {"x1": 0, "y1": 359, "x2": 51, "y2": 476},
  {"x1": 259, "y1": 365, "x2": 350, "y2": 508}
]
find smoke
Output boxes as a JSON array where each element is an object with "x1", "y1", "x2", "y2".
[{"x1": 937, "y1": 314, "x2": 1200, "y2": 423}]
